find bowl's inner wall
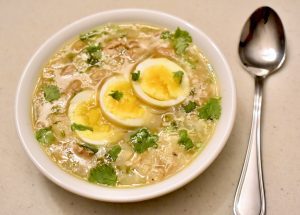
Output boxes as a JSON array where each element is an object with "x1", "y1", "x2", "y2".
[{"x1": 15, "y1": 9, "x2": 235, "y2": 202}]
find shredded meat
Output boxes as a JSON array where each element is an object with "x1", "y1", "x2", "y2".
[
  {"x1": 65, "y1": 80, "x2": 82, "y2": 95},
  {"x1": 61, "y1": 65, "x2": 76, "y2": 76}
]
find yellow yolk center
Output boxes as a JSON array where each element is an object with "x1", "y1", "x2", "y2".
[
  {"x1": 103, "y1": 80, "x2": 145, "y2": 119},
  {"x1": 140, "y1": 65, "x2": 182, "y2": 101},
  {"x1": 72, "y1": 99, "x2": 112, "y2": 140}
]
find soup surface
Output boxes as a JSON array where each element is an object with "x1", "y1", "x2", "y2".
[{"x1": 32, "y1": 24, "x2": 221, "y2": 187}]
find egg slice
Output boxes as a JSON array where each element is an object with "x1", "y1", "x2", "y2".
[
  {"x1": 131, "y1": 58, "x2": 190, "y2": 107},
  {"x1": 68, "y1": 90, "x2": 124, "y2": 145},
  {"x1": 99, "y1": 76, "x2": 148, "y2": 127}
]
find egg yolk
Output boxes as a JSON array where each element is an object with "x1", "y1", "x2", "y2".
[
  {"x1": 72, "y1": 99, "x2": 112, "y2": 140},
  {"x1": 140, "y1": 65, "x2": 182, "y2": 101},
  {"x1": 103, "y1": 80, "x2": 145, "y2": 119}
]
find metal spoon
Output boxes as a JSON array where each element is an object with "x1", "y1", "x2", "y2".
[{"x1": 233, "y1": 6, "x2": 286, "y2": 215}]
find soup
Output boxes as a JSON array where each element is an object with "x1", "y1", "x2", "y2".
[{"x1": 32, "y1": 24, "x2": 221, "y2": 187}]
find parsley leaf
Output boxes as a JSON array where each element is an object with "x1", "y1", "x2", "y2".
[
  {"x1": 79, "y1": 30, "x2": 98, "y2": 41},
  {"x1": 173, "y1": 71, "x2": 184, "y2": 84},
  {"x1": 80, "y1": 30, "x2": 108, "y2": 41},
  {"x1": 183, "y1": 101, "x2": 197, "y2": 113},
  {"x1": 178, "y1": 129, "x2": 194, "y2": 150},
  {"x1": 106, "y1": 145, "x2": 121, "y2": 161},
  {"x1": 160, "y1": 27, "x2": 192, "y2": 55},
  {"x1": 131, "y1": 70, "x2": 140, "y2": 81},
  {"x1": 79, "y1": 143, "x2": 99, "y2": 154},
  {"x1": 109, "y1": 90, "x2": 123, "y2": 101},
  {"x1": 35, "y1": 127, "x2": 55, "y2": 145},
  {"x1": 160, "y1": 31, "x2": 172, "y2": 40},
  {"x1": 43, "y1": 85, "x2": 60, "y2": 102},
  {"x1": 173, "y1": 28, "x2": 192, "y2": 54},
  {"x1": 130, "y1": 128, "x2": 159, "y2": 153},
  {"x1": 88, "y1": 164, "x2": 117, "y2": 186},
  {"x1": 71, "y1": 123, "x2": 93, "y2": 132},
  {"x1": 198, "y1": 98, "x2": 221, "y2": 120},
  {"x1": 85, "y1": 43, "x2": 102, "y2": 65}
]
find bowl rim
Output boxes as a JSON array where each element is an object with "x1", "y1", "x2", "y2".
[{"x1": 15, "y1": 8, "x2": 236, "y2": 202}]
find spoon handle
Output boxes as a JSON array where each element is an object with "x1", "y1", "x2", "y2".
[{"x1": 233, "y1": 77, "x2": 266, "y2": 215}]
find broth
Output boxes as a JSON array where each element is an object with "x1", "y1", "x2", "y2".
[{"x1": 32, "y1": 24, "x2": 221, "y2": 187}]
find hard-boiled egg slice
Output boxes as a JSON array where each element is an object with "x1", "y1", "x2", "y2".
[
  {"x1": 68, "y1": 90, "x2": 124, "y2": 145},
  {"x1": 99, "y1": 76, "x2": 148, "y2": 127},
  {"x1": 132, "y1": 58, "x2": 190, "y2": 107}
]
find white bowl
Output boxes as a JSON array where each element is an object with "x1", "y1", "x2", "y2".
[{"x1": 15, "y1": 9, "x2": 236, "y2": 202}]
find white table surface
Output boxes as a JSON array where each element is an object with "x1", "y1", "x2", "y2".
[{"x1": 1, "y1": 0, "x2": 299, "y2": 214}]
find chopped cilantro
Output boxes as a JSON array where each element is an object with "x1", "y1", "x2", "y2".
[
  {"x1": 35, "y1": 127, "x2": 55, "y2": 145},
  {"x1": 131, "y1": 70, "x2": 140, "y2": 81},
  {"x1": 85, "y1": 43, "x2": 102, "y2": 65},
  {"x1": 198, "y1": 98, "x2": 221, "y2": 120},
  {"x1": 80, "y1": 30, "x2": 108, "y2": 41},
  {"x1": 71, "y1": 123, "x2": 93, "y2": 132},
  {"x1": 80, "y1": 30, "x2": 98, "y2": 41},
  {"x1": 106, "y1": 145, "x2": 121, "y2": 161},
  {"x1": 160, "y1": 31, "x2": 172, "y2": 40},
  {"x1": 178, "y1": 129, "x2": 194, "y2": 150},
  {"x1": 43, "y1": 85, "x2": 60, "y2": 102},
  {"x1": 60, "y1": 130, "x2": 66, "y2": 138},
  {"x1": 80, "y1": 143, "x2": 99, "y2": 154},
  {"x1": 130, "y1": 128, "x2": 159, "y2": 153},
  {"x1": 183, "y1": 101, "x2": 197, "y2": 113},
  {"x1": 173, "y1": 71, "x2": 184, "y2": 84},
  {"x1": 160, "y1": 27, "x2": 192, "y2": 55},
  {"x1": 88, "y1": 164, "x2": 117, "y2": 186},
  {"x1": 173, "y1": 28, "x2": 192, "y2": 54},
  {"x1": 189, "y1": 89, "x2": 195, "y2": 96},
  {"x1": 109, "y1": 90, "x2": 123, "y2": 101}
]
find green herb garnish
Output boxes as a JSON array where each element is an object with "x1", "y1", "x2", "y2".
[
  {"x1": 109, "y1": 90, "x2": 123, "y2": 101},
  {"x1": 160, "y1": 31, "x2": 172, "y2": 40},
  {"x1": 80, "y1": 143, "x2": 99, "y2": 154},
  {"x1": 160, "y1": 27, "x2": 192, "y2": 55},
  {"x1": 130, "y1": 128, "x2": 159, "y2": 153},
  {"x1": 131, "y1": 70, "x2": 141, "y2": 81},
  {"x1": 35, "y1": 127, "x2": 55, "y2": 145},
  {"x1": 71, "y1": 123, "x2": 93, "y2": 132},
  {"x1": 198, "y1": 98, "x2": 221, "y2": 120},
  {"x1": 183, "y1": 101, "x2": 197, "y2": 113},
  {"x1": 107, "y1": 145, "x2": 121, "y2": 161},
  {"x1": 178, "y1": 129, "x2": 194, "y2": 150},
  {"x1": 88, "y1": 164, "x2": 117, "y2": 186},
  {"x1": 173, "y1": 71, "x2": 184, "y2": 84},
  {"x1": 80, "y1": 30, "x2": 98, "y2": 41},
  {"x1": 43, "y1": 85, "x2": 60, "y2": 102},
  {"x1": 86, "y1": 43, "x2": 102, "y2": 65},
  {"x1": 173, "y1": 28, "x2": 192, "y2": 54}
]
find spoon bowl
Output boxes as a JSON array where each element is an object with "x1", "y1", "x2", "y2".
[
  {"x1": 234, "y1": 6, "x2": 286, "y2": 215},
  {"x1": 239, "y1": 6, "x2": 286, "y2": 76}
]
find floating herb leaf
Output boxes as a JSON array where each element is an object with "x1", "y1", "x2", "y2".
[
  {"x1": 183, "y1": 101, "x2": 197, "y2": 113},
  {"x1": 85, "y1": 43, "x2": 102, "y2": 65},
  {"x1": 198, "y1": 98, "x2": 221, "y2": 120},
  {"x1": 178, "y1": 129, "x2": 194, "y2": 150},
  {"x1": 43, "y1": 85, "x2": 60, "y2": 102},
  {"x1": 109, "y1": 90, "x2": 123, "y2": 101},
  {"x1": 71, "y1": 123, "x2": 93, "y2": 132},
  {"x1": 88, "y1": 164, "x2": 117, "y2": 186},
  {"x1": 130, "y1": 128, "x2": 159, "y2": 153},
  {"x1": 107, "y1": 145, "x2": 121, "y2": 161},
  {"x1": 131, "y1": 70, "x2": 141, "y2": 81},
  {"x1": 173, "y1": 71, "x2": 184, "y2": 84},
  {"x1": 160, "y1": 27, "x2": 192, "y2": 55},
  {"x1": 35, "y1": 127, "x2": 55, "y2": 145}
]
